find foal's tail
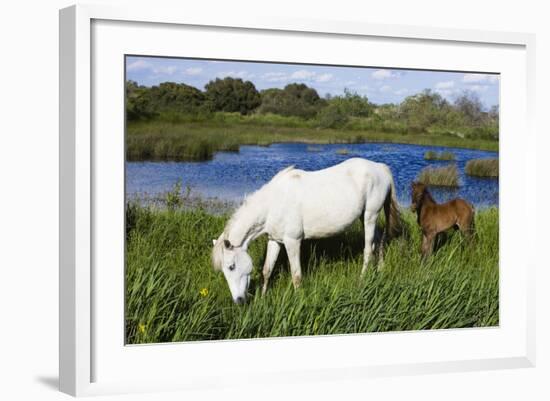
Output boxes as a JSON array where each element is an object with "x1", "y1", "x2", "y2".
[{"x1": 384, "y1": 169, "x2": 403, "y2": 239}]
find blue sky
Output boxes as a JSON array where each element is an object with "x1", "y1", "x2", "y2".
[{"x1": 126, "y1": 56, "x2": 499, "y2": 109}]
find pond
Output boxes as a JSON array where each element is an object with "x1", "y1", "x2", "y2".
[{"x1": 126, "y1": 142, "x2": 499, "y2": 208}]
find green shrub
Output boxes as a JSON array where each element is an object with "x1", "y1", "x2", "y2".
[{"x1": 316, "y1": 103, "x2": 349, "y2": 128}]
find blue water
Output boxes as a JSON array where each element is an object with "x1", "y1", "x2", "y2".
[{"x1": 126, "y1": 142, "x2": 498, "y2": 208}]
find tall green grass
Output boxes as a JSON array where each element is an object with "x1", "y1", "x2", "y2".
[
  {"x1": 417, "y1": 164, "x2": 460, "y2": 187},
  {"x1": 465, "y1": 158, "x2": 499, "y2": 177},
  {"x1": 126, "y1": 202, "x2": 498, "y2": 343},
  {"x1": 424, "y1": 150, "x2": 456, "y2": 161},
  {"x1": 126, "y1": 112, "x2": 499, "y2": 162}
]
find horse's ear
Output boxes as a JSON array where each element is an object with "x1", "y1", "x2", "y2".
[
  {"x1": 223, "y1": 239, "x2": 233, "y2": 250},
  {"x1": 212, "y1": 239, "x2": 217, "y2": 246}
]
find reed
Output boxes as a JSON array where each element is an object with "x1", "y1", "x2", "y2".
[
  {"x1": 465, "y1": 158, "x2": 499, "y2": 177},
  {"x1": 335, "y1": 148, "x2": 350, "y2": 155},
  {"x1": 417, "y1": 164, "x2": 460, "y2": 187},
  {"x1": 424, "y1": 150, "x2": 456, "y2": 160}
]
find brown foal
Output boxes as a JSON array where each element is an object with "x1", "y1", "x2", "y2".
[{"x1": 411, "y1": 182, "x2": 475, "y2": 258}]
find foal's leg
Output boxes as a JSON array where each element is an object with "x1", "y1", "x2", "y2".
[
  {"x1": 421, "y1": 232, "x2": 435, "y2": 259},
  {"x1": 262, "y1": 240, "x2": 281, "y2": 295},
  {"x1": 361, "y1": 210, "x2": 378, "y2": 277},
  {"x1": 284, "y1": 237, "x2": 302, "y2": 289}
]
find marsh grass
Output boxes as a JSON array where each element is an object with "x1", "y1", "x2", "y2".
[
  {"x1": 465, "y1": 158, "x2": 499, "y2": 178},
  {"x1": 126, "y1": 112, "x2": 498, "y2": 162},
  {"x1": 336, "y1": 148, "x2": 350, "y2": 155},
  {"x1": 125, "y1": 202, "x2": 498, "y2": 343},
  {"x1": 417, "y1": 164, "x2": 460, "y2": 187},
  {"x1": 424, "y1": 150, "x2": 456, "y2": 161},
  {"x1": 306, "y1": 145, "x2": 324, "y2": 152}
]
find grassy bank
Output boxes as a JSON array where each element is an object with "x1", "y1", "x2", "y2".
[
  {"x1": 126, "y1": 112, "x2": 499, "y2": 161},
  {"x1": 125, "y1": 202, "x2": 499, "y2": 343}
]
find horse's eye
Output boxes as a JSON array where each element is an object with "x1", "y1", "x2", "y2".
[{"x1": 228, "y1": 264, "x2": 235, "y2": 271}]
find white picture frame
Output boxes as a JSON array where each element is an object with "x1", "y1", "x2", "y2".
[{"x1": 59, "y1": 4, "x2": 536, "y2": 397}]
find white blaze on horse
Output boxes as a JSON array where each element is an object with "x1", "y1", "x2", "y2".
[{"x1": 212, "y1": 157, "x2": 401, "y2": 304}]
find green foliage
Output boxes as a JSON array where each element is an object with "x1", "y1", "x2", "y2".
[
  {"x1": 204, "y1": 77, "x2": 261, "y2": 115},
  {"x1": 126, "y1": 80, "x2": 210, "y2": 120},
  {"x1": 399, "y1": 90, "x2": 450, "y2": 133},
  {"x1": 258, "y1": 83, "x2": 325, "y2": 118},
  {"x1": 417, "y1": 164, "x2": 460, "y2": 187},
  {"x1": 465, "y1": 158, "x2": 499, "y2": 177},
  {"x1": 316, "y1": 102, "x2": 349, "y2": 128},
  {"x1": 125, "y1": 203, "x2": 498, "y2": 343}
]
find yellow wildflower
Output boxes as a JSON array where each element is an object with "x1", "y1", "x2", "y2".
[
  {"x1": 199, "y1": 288, "x2": 209, "y2": 297},
  {"x1": 138, "y1": 323, "x2": 146, "y2": 334}
]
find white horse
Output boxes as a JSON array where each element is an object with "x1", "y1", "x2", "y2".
[{"x1": 212, "y1": 157, "x2": 401, "y2": 304}]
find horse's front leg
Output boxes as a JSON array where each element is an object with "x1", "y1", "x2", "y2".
[
  {"x1": 361, "y1": 210, "x2": 378, "y2": 277},
  {"x1": 262, "y1": 240, "x2": 281, "y2": 295},
  {"x1": 283, "y1": 237, "x2": 302, "y2": 289}
]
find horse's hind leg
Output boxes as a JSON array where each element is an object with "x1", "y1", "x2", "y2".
[
  {"x1": 262, "y1": 240, "x2": 281, "y2": 295},
  {"x1": 361, "y1": 210, "x2": 378, "y2": 277},
  {"x1": 284, "y1": 237, "x2": 302, "y2": 289}
]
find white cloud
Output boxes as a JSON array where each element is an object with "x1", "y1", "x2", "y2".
[
  {"x1": 261, "y1": 70, "x2": 332, "y2": 83},
  {"x1": 152, "y1": 65, "x2": 178, "y2": 75},
  {"x1": 127, "y1": 60, "x2": 179, "y2": 76},
  {"x1": 127, "y1": 59, "x2": 150, "y2": 71},
  {"x1": 436, "y1": 89, "x2": 455, "y2": 97},
  {"x1": 262, "y1": 72, "x2": 288, "y2": 82},
  {"x1": 394, "y1": 88, "x2": 408, "y2": 95},
  {"x1": 372, "y1": 69, "x2": 399, "y2": 80},
  {"x1": 379, "y1": 85, "x2": 392, "y2": 93},
  {"x1": 291, "y1": 70, "x2": 316, "y2": 80},
  {"x1": 435, "y1": 81, "x2": 455, "y2": 89},
  {"x1": 468, "y1": 85, "x2": 489, "y2": 93},
  {"x1": 184, "y1": 67, "x2": 202, "y2": 75},
  {"x1": 463, "y1": 73, "x2": 499, "y2": 84},
  {"x1": 216, "y1": 70, "x2": 255, "y2": 79},
  {"x1": 315, "y1": 73, "x2": 333, "y2": 83}
]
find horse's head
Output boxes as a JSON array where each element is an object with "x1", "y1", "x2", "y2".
[
  {"x1": 411, "y1": 182, "x2": 427, "y2": 212},
  {"x1": 212, "y1": 235, "x2": 253, "y2": 304}
]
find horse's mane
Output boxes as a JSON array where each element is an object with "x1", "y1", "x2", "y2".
[
  {"x1": 226, "y1": 165, "x2": 295, "y2": 234},
  {"x1": 212, "y1": 165, "x2": 295, "y2": 270},
  {"x1": 421, "y1": 187, "x2": 436, "y2": 205}
]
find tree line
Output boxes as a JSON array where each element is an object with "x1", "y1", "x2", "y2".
[{"x1": 126, "y1": 77, "x2": 498, "y2": 140}]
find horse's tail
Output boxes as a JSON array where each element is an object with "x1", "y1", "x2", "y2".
[{"x1": 383, "y1": 168, "x2": 402, "y2": 239}]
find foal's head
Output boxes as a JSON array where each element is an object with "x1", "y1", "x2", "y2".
[{"x1": 411, "y1": 182, "x2": 427, "y2": 212}]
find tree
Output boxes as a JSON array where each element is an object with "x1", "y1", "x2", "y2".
[
  {"x1": 258, "y1": 83, "x2": 325, "y2": 118},
  {"x1": 125, "y1": 80, "x2": 157, "y2": 121},
  {"x1": 398, "y1": 89, "x2": 450, "y2": 133},
  {"x1": 326, "y1": 89, "x2": 372, "y2": 118},
  {"x1": 453, "y1": 91, "x2": 484, "y2": 125},
  {"x1": 204, "y1": 77, "x2": 261, "y2": 114},
  {"x1": 147, "y1": 82, "x2": 206, "y2": 114}
]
